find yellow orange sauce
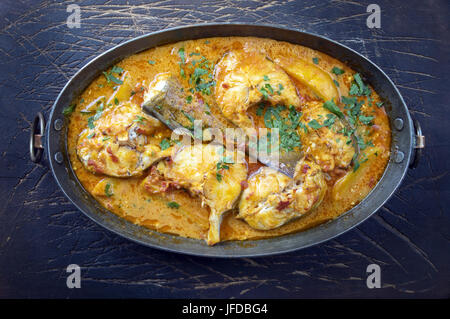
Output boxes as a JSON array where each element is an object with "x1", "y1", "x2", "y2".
[{"x1": 67, "y1": 37, "x2": 391, "y2": 243}]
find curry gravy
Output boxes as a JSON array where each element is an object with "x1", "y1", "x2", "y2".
[{"x1": 67, "y1": 37, "x2": 391, "y2": 242}]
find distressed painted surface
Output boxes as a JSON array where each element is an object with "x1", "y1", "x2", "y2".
[{"x1": 0, "y1": 0, "x2": 448, "y2": 298}]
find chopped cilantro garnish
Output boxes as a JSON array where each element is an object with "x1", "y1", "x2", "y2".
[
  {"x1": 323, "y1": 100, "x2": 344, "y2": 118},
  {"x1": 186, "y1": 95, "x2": 193, "y2": 104},
  {"x1": 63, "y1": 104, "x2": 75, "y2": 116},
  {"x1": 277, "y1": 83, "x2": 284, "y2": 95},
  {"x1": 359, "y1": 115, "x2": 374, "y2": 125},
  {"x1": 114, "y1": 97, "x2": 119, "y2": 105},
  {"x1": 349, "y1": 84, "x2": 360, "y2": 95},
  {"x1": 181, "y1": 110, "x2": 195, "y2": 125},
  {"x1": 264, "y1": 83, "x2": 274, "y2": 94},
  {"x1": 104, "y1": 183, "x2": 113, "y2": 197},
  {"x1": 356, "y1": 136, "x2": 374, "y2": 150},
  {"x1": 111, "y1": 65, "x2": 123, "y2": 74},
  {"x1": 133, "y1": 115, "x2": 145, "y2": 123},
  {"x1": 323, "y1": 113, "x2": 337, "y2": 128},
  {"x1": 167, "y1": 201, "x2": 180, "y2": 209},
  {"x1": 353, "y1": 153, "x2": 369, "y2": 172},
  {"x1": 350, "y1": 73, "x2": 371, "y2": 96},
  {"x1": 332, "y1": 67, "x2": 345, "y2": 75},
  {"x1": 312, "y1": 57, "x2": 319, "y2": 65},
  {"x1": 185, "y1": 56, "x2": 216, "y2": 96},
  {"x1": 192, "y1": 67, "x2": 208, "y2": 78},
  {"x1": 159, "y1": 138, "x2": 171, "y2": 150},
  {"x1": 342, "y1": 96, "x2": 358, "y2": 106},
  {"x1": 86, "y1": 103, "x2": 104, "y2": 129},
  {"x1": 256, "y1": 105, "x2": 265, "y2": 116},
  {"x1": 259, "y1": 84, "x2": 272, "y2": 100},
  {"x1": 178, "y1": 48, "x2": 186, "y2": 64},
  {"x1": 103, "y1": 72, "x2": 123, "y2": 85},
  {"x1": 87, "y1": 117, "x2": 95, "y2": 129},
  {"x1": 298, "y1": 122, "x2": 309, "y2": 133},
  {"x1": 103, "y1": 66, "x2": 123, "y2": 85},
  {"x1": 308, "y1": 119, "x2": 323, "y2": 130},
  {"x1": 263, "y1": 106, "x2": 302, "y2": 152},
  {"x1": 148, "y1": 60, "x2": 156, "y2": 65},
  {"x1": 178, "y1": 47, "x2": 186, "y2": 78},
  {"x1": 263, "y1": 75, "x2": 270, "y2": 81}
]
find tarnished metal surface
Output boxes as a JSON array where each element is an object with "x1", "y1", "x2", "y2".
[{"x1": 0, "y1": 0, "x2": 448, "y2": 298}]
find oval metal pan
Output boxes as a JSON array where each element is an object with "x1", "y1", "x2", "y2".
[{"x1": 46, "y1": 23, "x2": 414, "y2": 257}]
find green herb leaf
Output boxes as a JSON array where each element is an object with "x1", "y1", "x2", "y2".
[
  {"x1": 259, "y1": 86, "x2": 269, "y2": 100},
  {"x1": 308, "y1": 119, "x2": 323, "y2": 130},
  {"x1": 342, "y1": 96, "x2": 357, "y2": 106},
  {"x1": 105, "y1": 183, "x2": 113, "y2": 197},
  {"x1": 277, "y1": 83, "x2": 284, "y2": 95},
  {"x1": 264, "y1": 83, "x2": 274, "y2": 94},
  {"x1": 63, "y1": 104, "x2": 75, "y2": 116},
  {"x1": 167, "y1": 201, "x2": 180, "y2": 209},
  {"x1": 256, "y1": 105, "x2": 265, "y2": 116},
  {"x1": 312, "y1": 57, "x2": 319, "y2": 65},
  {"x1": 178, "y1": 48, "x2": 185, "y2": 64},
  {"x1": 323, "y1": 100, "x2": 344, "y2": 118},
  {"x1": 350, "y1": 73, "x2": 371, "y2": 96},
  {"x1": 349, "y1": 84, "x2": 360, "y2": 95},
  {"x1": 103, "y1": 71, "x2": 123, "y2": 85},
  {"x1": 359, "y1": 115, "x2": 374, "y2": 125},
  {"x1": 111, "y1": 65, "x2": 123, "y2": 74},
  {"x1": 133, "y1": 115, "x2": 145, "y2": 123},
  {"x1": 331, "y1": 67, "x2": 345, "y2": 75},
  {"x1": 181, "y1": 111, "x2": 195, "y2": 128},
  {"x1": 87, "y1": 117, "x2": 95, "y2": 129},
  {"x1": 160, "y1": 138, "x2": 171, "y2": 150}
]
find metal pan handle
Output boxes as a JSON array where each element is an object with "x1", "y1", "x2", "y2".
[
  {"x1": 30, "y1": 112, "x2": 45, "y2": 163},
  {"x1": 409, "y1": 119, "x2": 424, "y2": 169}
]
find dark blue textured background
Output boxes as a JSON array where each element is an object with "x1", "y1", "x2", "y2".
[{"x1": 0, "y1": 0, "x2": 448, "y2": 298}]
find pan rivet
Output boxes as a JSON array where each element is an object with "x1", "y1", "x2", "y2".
[
  {"x1": 53, "y1": 119, "x2": 63, "y2": 131},
  {"x1": 394, "y1": 150, "x2": 404, "y2": 163},
  {"x1": 394, "y1": 118, "x2": 404, "y2": 131},
  {"x1": 54, "y1": 152, "x2": 63, "y2": 164}
]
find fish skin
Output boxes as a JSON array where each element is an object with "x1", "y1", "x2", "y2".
[{"x1": 141, "y1": 73, "x2": 234, "y2": 134}]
